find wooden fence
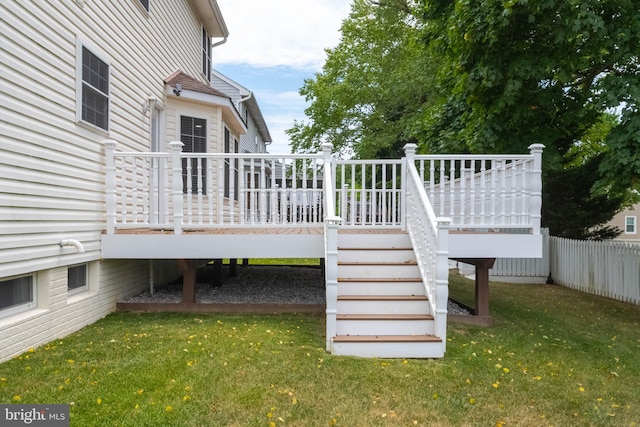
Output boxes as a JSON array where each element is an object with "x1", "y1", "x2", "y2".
[{"x1": 549, "y1": 236, "x2": 640, "y2": 305}]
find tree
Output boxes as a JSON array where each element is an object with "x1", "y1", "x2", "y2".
[
  {"x1": 419, "y1": 0, "x2": 640, "y2": 238},
  {"x1": 287, "y1": 0, "x2": 437, "y2": 158}
]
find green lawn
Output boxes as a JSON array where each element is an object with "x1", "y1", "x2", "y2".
[{"x1": 1, "y1": 273, "x2": 639, "y2": 426}]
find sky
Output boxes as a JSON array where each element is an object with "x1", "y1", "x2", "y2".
[{"x1": 214, "y1": 0, "x2": 352, "y2": 154}]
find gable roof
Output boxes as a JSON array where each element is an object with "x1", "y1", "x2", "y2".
[
  {"x1": 165, "y1": 70, "x2": 228, "y2": 98},
  {"x1": 164, "y1": 70, "x2": 246, "y2": 136},
  {"x1": 191, "y1": 0, "x2": 229, "y2": 38},
  {"x1": 210, "y1": 69, "x2": 272, "y2": 143}
]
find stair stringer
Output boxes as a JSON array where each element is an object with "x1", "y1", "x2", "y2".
[{"x1": 329, "y1": 229, "x2": 445, "y2": 358}]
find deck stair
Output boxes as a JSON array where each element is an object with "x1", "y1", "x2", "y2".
[{"x1": 331, "y1": 230, "x2": 443, "y2": 358}]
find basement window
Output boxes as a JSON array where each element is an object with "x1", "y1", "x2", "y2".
[
  {"x1": 0, "y1": 275, "x2": 36, "y2": 318},
  {"x1": 68, "y1": 264, "x2": 88, "y2": 293}
]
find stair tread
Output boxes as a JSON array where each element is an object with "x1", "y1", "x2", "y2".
[
  {"x1": 338, "y1": 261, "x2": 417, "y2": 265},
  {"x1": 338, "y1": 278, "x2": 422, "y2": 283},
  {"x1": 337, "y1": 295, "x2": 427, "y2": 301},
  {"x1": 338, "y1": 247, "x2": 413, "y2": 251},
  {"x1": 333, "y1": 335, "x2": 441, "y2": 343},
  {"x1": 337, "y1": 314, "x2": 433, "y2": 320}
]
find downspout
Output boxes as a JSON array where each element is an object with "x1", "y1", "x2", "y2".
[
  {"x1": 212, "y1": 36, "x2": 228, "y2": 49},
  {"x1": 60, "y1": 239, "x2": 85, "y2": 253}
]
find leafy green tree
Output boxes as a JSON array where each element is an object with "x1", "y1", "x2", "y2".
[
  {"x1": 287, "y1": 0, "x2": 437, "y2": 158},
  {"x1": 419, "y1": 0, "x2": 640, "y2": 238}
]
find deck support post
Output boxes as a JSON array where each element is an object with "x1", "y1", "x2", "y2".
[
  {"x1": 453, "y1": 258, "x2": 495, "y2": 320},
  {"x1": 213, "y1": 259, "x2": 223, "y2": 286},
  {"x1": 229, "y1": 259, "x2": 238, "y2": 277},
  {"x1": 177, "y1": 259, "x2": 197, "y2": 304}
]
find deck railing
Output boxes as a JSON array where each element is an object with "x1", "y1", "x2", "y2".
[
  {"x1": 335, "y1": 159, "x2": 403, "y2": 227},
  {"x1": 415, "y1": 144, "x2": 544, "y2": 233},
  {"x1": 404, "y1": 144, "x2": 451, "y2": 345},
  {"x1": 322, "y1": 143, "x2": 342, "y2": 351},
  {"x1": 105, "y1": 141, "x2": 328, "y2": 233},
  {"x1": 105, "y1": 141, "x2": 543, "y2": 236}
]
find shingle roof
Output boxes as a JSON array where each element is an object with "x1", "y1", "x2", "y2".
[{"x1": 164, "y1": 71, "x2": 228, "y2": 98}]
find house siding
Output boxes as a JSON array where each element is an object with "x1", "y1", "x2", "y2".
[
  {"x1": 1, "y1": 0, "x2": 224, "y2": 361},
  {"x1": 0, "y1": 259, "x2": 160, "y2": 362},
  {"x1": 610, "y1": 205, "x2": 640, "y2": 241}
]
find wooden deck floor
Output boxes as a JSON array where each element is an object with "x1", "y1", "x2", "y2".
[
  {"x1": 115, "y1": 226, "x2": 325, "y2": 235},
  {"x1": 112, "y1": 226, "x2": 408, "y2": 236}
]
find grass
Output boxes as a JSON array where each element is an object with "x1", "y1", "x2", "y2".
[{"x1": 1, "y1": 273, "x2": 640, "y2": 426}]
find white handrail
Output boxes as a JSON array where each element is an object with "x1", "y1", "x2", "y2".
[
  {"x1": 404, "y1": 144, "x2": 451, "y2": 347},
  {"x1": 321, "y1": 143, "x2": 341, "y2": 351}
]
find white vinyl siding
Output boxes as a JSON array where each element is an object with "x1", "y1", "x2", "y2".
[
  {"x1": 0, "y1": 260, "x2": 182, "y2": 362},
  {"x1": 0, "y1": 0, "x2": 216, "y2": 278}
]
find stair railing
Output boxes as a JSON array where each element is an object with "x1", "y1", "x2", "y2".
[
  {"x1": 322, "y1": 143, "x2": 342, "y2": 351},
  {"x1": 403, "y1": 144, "x2": 451, "y2": 348}
]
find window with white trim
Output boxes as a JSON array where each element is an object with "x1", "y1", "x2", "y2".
[
  {"x1": 223, "y1": 128, "x2": 239, "y2": 200},
  {"x1": 78, "y1": 43, "x2": 109, "y2": 130},
  {"x1": 202, "y1": 27, "x2": 212, "y2": 81},
  {"x1": 625, "y1": 216, "x2": 636, "y2": 234},
  {"x1": 68, "y1": 264, "x2": 88, "y2": 293},
  {"x1": 180, "y1": 116, "x2": 207, "y2": 194},
  {"x1": 0, "y1": 275, "x2": 35, "y2": 317}
]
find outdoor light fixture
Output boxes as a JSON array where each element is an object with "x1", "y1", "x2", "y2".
[
  {"x1": 173, "y1": 83, "x2": 182, "y2": 96},
  {"x1": 141, "y1": 96, "x2": 158, "y2": 114}
]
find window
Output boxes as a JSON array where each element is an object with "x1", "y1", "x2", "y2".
[
  {"x1": 180, "y1": 116, "x2": 207, "y2": 194},
  {"x1": 68, "y1": 264, "x2": 88, "y2": 292},
  {"x1": 223, "y1": 128, "x2": 238, "y2": 200},
  {"x1": 0, "y1": 275, "x2": 35, "y2": 317},
  {"x1": 138, "y1": 0, "x2": 149, "y2": 11},
  {"x1": 625, "y1": 216, "x2": 636, "y2": 234},
  {"x1": 79, "y1": 44, "x2": 109, "y2": 130},
  {"x1": 202, "y1": 27, "x2": 212, "y2": 81}
]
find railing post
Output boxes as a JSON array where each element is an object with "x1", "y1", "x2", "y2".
[
  {"x1": 403, "y1": 144, "x2": 417, "y2": 231},
  {"x1": 104, "y1": 140, "x2": 117, "y2": 234},
  {"x1": 324, "y1": 217, "x2": 340, "y2": 352},
  {"x1": 321, "y1": 142, "x2": 334, "y2": 215},
  {"x1": 528, "y1": 144, "x2": 545, "y2": 235},
  {"x1": 169, "y1": 141, "x2": 184, "y2": 235},
  {"x1": 435, "y1": 217, "x2": 451, "y2": 350}
]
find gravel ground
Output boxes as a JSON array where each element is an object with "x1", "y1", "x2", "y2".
[{"x1": 123, "y1": 264, "x2": 470, "y2": 315}]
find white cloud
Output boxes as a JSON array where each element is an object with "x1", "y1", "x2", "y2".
[
  {"x1": 255, "y1": 90, "x2": 309, "y2": 154},
  {"x1": 216, "y1": 0, "x2": 351, "y2": 70}
]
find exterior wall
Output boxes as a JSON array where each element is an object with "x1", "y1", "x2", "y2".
[
  {"x1": 0, "y1": 259, "x2": 179, "y2": 362},
  {"x1": 210, "y1": 71, "x2": 269, "y2": 153},
  {"x1": 610, "y1": 204, "x2": 640, "y2": 242},
  {"x1": 242, "y1": 115, "x2": 265, "y2": 153},
  {"x1": 1, "y1": 0, "x2": 215, "y2": 278},
  {"x1": 0, "y1": 1, "x2": 223, "y2": 360}
]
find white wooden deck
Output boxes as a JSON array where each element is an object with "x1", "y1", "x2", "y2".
[
  {"x1": 102, "y1": 141, "x2": 544, "y2": 260},
  {"x1": 101, "y1": 142, "x2": 544, "y2": 358}
]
